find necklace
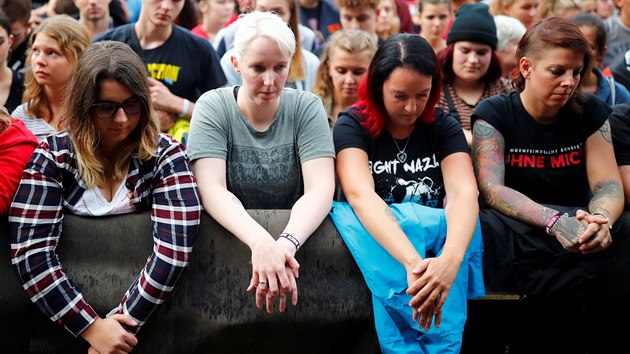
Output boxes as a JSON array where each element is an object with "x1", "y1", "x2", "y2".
[{"x1": 392, "y1": 134, "x2": 411, "y2": 163}]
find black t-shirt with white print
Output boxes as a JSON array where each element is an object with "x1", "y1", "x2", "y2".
[{"x1": 334, "y1": 107, "x2": 468, "y2": 208}]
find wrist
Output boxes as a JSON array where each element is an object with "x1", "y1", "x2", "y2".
[
  {"x1": 278, "y1": 232, "x2": 300, "y2": 251},
  {"x1": 180, "y1": 98, "x2": 190, "y2": 117},
  {"x1": 276, "y1": 237, "x2": 297, "y2": 256},
  {"x1": 591, "y1": 212, "x2": 613, "y2": 229},
  {"x1": 546, "y1": 211, "x2": 566, "y2": 236},
  {"x1": 80, "y1": 317, "x2": 102, "y2": 342}
]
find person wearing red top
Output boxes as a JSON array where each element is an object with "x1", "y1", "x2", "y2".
[{"x1": 0, "y1": 112, "x2": 38, "y2": 215}]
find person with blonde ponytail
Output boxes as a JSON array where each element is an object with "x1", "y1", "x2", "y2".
[{"x1": 9, "y1": 41, "x2": 201, "y2": 354}]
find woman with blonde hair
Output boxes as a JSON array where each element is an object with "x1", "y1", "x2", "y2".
[
  {"x1": 490, "y1": 0, "x2": 540, "y2": 28},
  {"x1": 219, "y1": 0, "x2": 320, "y2": 90},
  {"x1": 311, "y1": 29, "x2": 377, "y2": 128},
  {"x1": 376, "y1": 0, "x2": 400, "y2": 40},
  {"x1": 539, "y1": 0, "x2": 582, "y2": 18},
  {"x1": 189, "y1": 11, "x2": 334, "y2": 313},
  {"x1": 9, "y1": 41, "x2": 201, "y2": 353},
  {"x1": 12, "y1": 15, "x2": 89, "y2": 141}
]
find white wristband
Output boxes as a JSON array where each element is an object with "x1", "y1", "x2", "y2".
[{"x1": 180, "y1": 99, "x2": 190, "y2": 116}]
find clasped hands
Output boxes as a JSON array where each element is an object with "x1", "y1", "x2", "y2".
[
  {"x1": 405, "y1": 256, "x2": 458, "y2": 332},
  {"x1": 247, "y1": 236, "x2": 300, "y2": 313},
  {"x1": 552, "y1": 210, "x2": 612, "y2": 254}
]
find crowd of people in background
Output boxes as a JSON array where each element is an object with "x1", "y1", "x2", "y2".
[{"x1": 2, "y1": 0, "x2": 630, "y2": 352}]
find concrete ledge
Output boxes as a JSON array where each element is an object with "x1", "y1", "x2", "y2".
[
  {"x1": 0, "y1": 211, "x2": 379, "y2": 354},
  {"x1": 4, "y1": 210, "x2": 629, "y2": 353}
]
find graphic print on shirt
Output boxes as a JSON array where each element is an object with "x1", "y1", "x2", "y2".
[
  {"x1": 370, "y1": 154, "x2": 442, "y2": 207},
  {"x1": 147, "y1": 62, "x2": 181, "y2": 86},
  {"x1": 506, "y1": 144, "x2": 583, "y2": 169},
  {"x1": 227, "y1": 143, "x2": 302, "y2": 209}
]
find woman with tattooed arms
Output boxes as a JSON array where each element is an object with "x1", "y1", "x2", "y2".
[{"x1": 471, "y1": 17, "x2": 624, "y2": 354}]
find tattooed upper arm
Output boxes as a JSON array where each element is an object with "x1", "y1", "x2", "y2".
[
  {"x1": 599, "y1": 119, "x2": 613, "y2": 145},
  {"x1": 472, "y1": 120, "x2": 505, "y2": 192}
]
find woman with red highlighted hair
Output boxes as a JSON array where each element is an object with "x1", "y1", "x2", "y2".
[{"x1": 330, "y1": 33, "x2": 484, "y2": 354}]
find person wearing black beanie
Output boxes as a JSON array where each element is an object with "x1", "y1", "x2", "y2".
[
  {"x1": 436, "y1": 2, "x2": 508, "y2": 146},
  {"x1": 447, "y1": 3, "x2": 498, "y2": 50}
]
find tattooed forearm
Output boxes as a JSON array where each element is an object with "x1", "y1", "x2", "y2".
[
  {"x1": 485, "y1": 186, "x2": 559, "y2": 227},
  {"x1": 599, "y1": 120, "x2": 613, "y2": 144},
  {"x1": 589, "y1": 180, "x2": 623, "y2": 215}
]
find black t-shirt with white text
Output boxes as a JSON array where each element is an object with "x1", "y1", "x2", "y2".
[{"x1": 334, "y1": 107, "x2": 468, "y2": 207}]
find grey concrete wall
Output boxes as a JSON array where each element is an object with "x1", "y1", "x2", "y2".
[{"x1": 0, "y1": 211, "x2": 380, "y2": 354}]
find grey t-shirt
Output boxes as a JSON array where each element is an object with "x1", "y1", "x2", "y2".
[{"x1": 188, "y1": 87, "x2": 334, "y2": 209}]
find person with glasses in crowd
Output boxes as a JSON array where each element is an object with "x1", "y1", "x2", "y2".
[{"x1": 9, "y1": 41, "x2": 201, "y2": 353}]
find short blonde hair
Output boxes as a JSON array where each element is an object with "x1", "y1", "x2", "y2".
[{"x1": 233, "y1": 11, "x2": 296, "y2": 62}]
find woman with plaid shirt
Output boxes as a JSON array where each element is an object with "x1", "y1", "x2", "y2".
[{"x1": 8, "y1": 41, "x2": 201, "y2": 354}]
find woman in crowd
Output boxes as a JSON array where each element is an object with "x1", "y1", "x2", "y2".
[
  {"x1": 0, "y1": 109, "x2": 37, "y2": 215},
  {"x1": 437, "y1": 3, "x2": 509, "y2": 146},
  {"x1": 472, "y1": 17, "x2": 624, "y2": 353},
  {"x1": 416, "y1": 0, "x2": 451, "y2": 53},
  {"x1": 9, "y1": 41, "x2": 201, "y2": 353},
  {"x1": 490, "y1": 0, "x2": 540, "y2": 29},
  {"x1": 311, "y1": 29, "x2": 377, "y2": 128},
  {"x1": 0, "y1": 10, "x2": 24, "y2": 112},
  {"x1": 494, "y1": 14, "x2": 527, "y2": 86},
  {"x1": 218, "y1": 0, "x2": 320, "y2": 91},
  {"x1": 539, "y1": 0, "x2": 582, "y2": 19},
  {"x1": 330, "y1": 33, "x2": 483, "y2": 353},
  {"x1": 375, "y1": 0, "x2": 400, "y2": 40},
  {"x1": 572, "y1": 12, "x2": 630, "y2": 105},
  {"x1": 191, "y1": 0, "x2": 236, "y2": 45},
  {"x1": 12, "y1": 15, "x2": 89, "y2": 141},
  {"x1": 188, "y1": 11, "x2": 334, "y2": 313}
]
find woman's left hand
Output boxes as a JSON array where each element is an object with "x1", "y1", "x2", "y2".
[
  {"x1": 406, "y1": 256, "x2": 457, "y2": 330},
  {"x1": 575, "y1": 210, "x2": 613, "y2": 254},
  {"x1": 246, "y1": 236, "x2": 299, "y2": 313}
]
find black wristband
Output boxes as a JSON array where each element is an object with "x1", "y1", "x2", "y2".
[{"x1": 279, "y1": 232, "x2": 300, "y2": 251}]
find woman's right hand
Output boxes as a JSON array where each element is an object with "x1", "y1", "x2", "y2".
[
  {"x1": 246, "y1": 236, "x2": 299, "y2": 313},
  {"x1": 81, "y1": 315, "x2": 138, "y2": 354},
  {"x1": 551, "y1": 215, "x2": 589, "y2": 252}
]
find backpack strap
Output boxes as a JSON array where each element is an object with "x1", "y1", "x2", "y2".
[
  {"x1": 607, "y1": 76, "x2": 616, "y2": 105},
  {"x1": 442, "y1": 82, "x2": 459, "y2": 120}
]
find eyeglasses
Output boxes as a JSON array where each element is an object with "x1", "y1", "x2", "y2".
[{"x1": 91, "y1": 97, "x2": 143, "y2": 118}]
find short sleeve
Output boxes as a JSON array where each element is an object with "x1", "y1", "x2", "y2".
[
  {"x1": 294, "y1": 91, "x2": 335, "y2": 163},
  {"x1": 187, "y1": 89, "x2": 231, "y2": 161},
  {"x1": 333, "y1": 109, "x2": 370, "y2": 154}
]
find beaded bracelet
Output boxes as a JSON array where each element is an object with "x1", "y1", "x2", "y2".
[
  {"x1": 279, "y1": 232, "x2": 300, "y2": 251},
  {"x1": 546, "y1": 211, "x2": 564, "y2": 235}
]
